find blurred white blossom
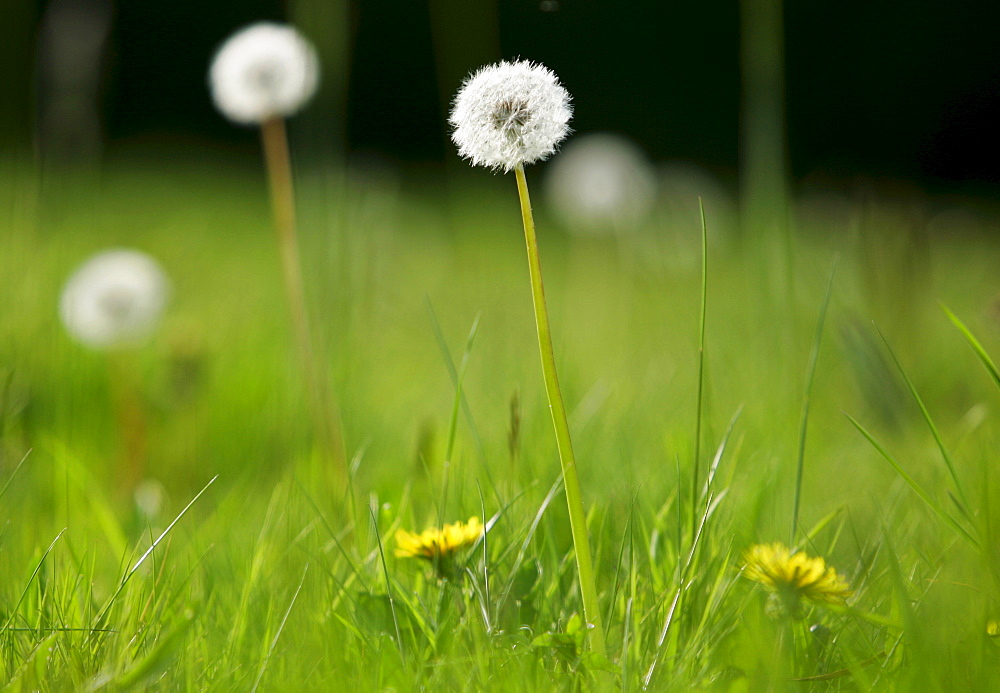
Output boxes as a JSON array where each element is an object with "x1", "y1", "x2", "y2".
[
  {"x1": 133, "y1": 478, "x2": 167, "y2": 519},
  {"x1": 450, "y1": 60, "x2": 572, "y2": 173},
  {"x1": 209, "y1": 22, "x2": 319, "y2": 125},
  {"x1": 544, "y1": 132, "x2": 657, "y2": 233},
  {"x1": 60, "y1": 249, "x2": 169, "y2": 349}
]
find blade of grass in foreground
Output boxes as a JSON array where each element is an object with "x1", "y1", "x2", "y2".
[
  {"x1": 494, "y1": 476, "x2": 562, "y2": 621},
  {"x1": 790, "y1": 256, "x2": 838, "y2": 544},
  {"x1": 251, "y1": 564, "x2": 309, "y2": 692},
  {"x1": 114, "y1": 608, "x2": 196, "y2": 688},
  {"x1": 845, "y1": 414, "x2": 978, "y2": 547},
  {"x1": 425, "y1": 298, "x2": 487, "y2": 462},
  {"x1": 0, "y1": 529, "x2": 66, "y2": 634},
  {"x1": 942, "y1": 304, "x2": 1000, "y2": 391},
  {"x1": 91, "y1": 475, "x2": 218, "y2": 636},
  {"x1": 0, "y1": 449, "x2": 29, "y2": 504},
  {"x1": 370, "y1": 507, "x2": 405, "y2": 664},
  {"x1": 874, "y1": 324, "x2": 972, "y2": 519},
  {"x1": 44, "y1": 438, "x2": 128, "y2": 559},
  {"x1": 437, "y1": 312, "x2": 482, "y2": 537},
  {"x1": 644, "y1": 489, "x2": 727, "y2": 688},
  {"x1": 691, "y1": 197, "x2": 709, "y2": 538}
]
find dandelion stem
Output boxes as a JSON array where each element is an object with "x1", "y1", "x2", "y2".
[
  {"x1": 513, "y1": 164, "x2": 607, "y2": 658},
  {"x1": 107, "y1": 352, "x2": 146, "y2": 498},
  {"x1": 260, "y1": 116, "x2": 348, "y2": 488}
]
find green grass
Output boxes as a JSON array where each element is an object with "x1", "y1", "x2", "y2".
[{"x1": 3, "y1": 156, "x2": 1000, "y2": 689}]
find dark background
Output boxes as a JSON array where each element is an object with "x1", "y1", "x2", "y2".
[{"x1": 4, "y1": 0, "x2": 1000, "y2": 193}]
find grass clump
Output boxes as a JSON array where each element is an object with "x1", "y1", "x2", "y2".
[{"x1": 2, "y1": 159, "x2": 1000, "y2": 689}]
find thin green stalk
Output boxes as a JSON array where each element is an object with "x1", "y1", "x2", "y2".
[
  {"x1": 874, "y1": 323, "x2": 973, "y2": 519},
  {"x1": 691, "y1": 198, "x2": 708, "y2": 537},
  {"x1": 790, "y1": 256, "x2": 838, "y2": 545},
  {"x1": 943, "y1": 305, "x2": 1000, "y2": 391},
  {"x1": 260, "y1": 116, "x2": 348, "y2": 487},
  {"x1": 513, "y1": 165, "x2": 606, "y2": 659}
]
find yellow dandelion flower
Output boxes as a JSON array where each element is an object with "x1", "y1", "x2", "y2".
[
  {"x1": 987, "y1": 620, "x2": 1000, "y2": 638},
  {"x1": 742, "y1": 543, "x2": 852, "y2": 614},
  {"x1": 394, "y1": 516, "x2": 484, "y2": 561}
]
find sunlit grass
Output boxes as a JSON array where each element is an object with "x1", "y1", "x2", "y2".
[{"x1": 2, "y1": 159, "x2": 1000, "y2": 688}]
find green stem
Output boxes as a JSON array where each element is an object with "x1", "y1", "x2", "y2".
[
  {"x1": 691, "y1": 198, "x2": 708, "y2": 537},
  {"x1": 514, "y1": 165, "x2": 607, "y2": 659},
  {"x1": 790, "y1": 257, "x2": 837, "y2": 545},
  {"x1": 260, "y1": 117, "x2": 349, "y2": 491}
]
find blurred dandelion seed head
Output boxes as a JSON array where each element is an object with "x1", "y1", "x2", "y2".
[
  {"x1": 134, "y1": 478, "x2": 167, "y2": 519},
  {"x1": 742, "y1": 543, "x2": 852, "y2": 617},
  {"x1": 544, "y1": 132, "x2": 657, "y2": 233},
  {"x1": 394, "y1": 516, "x2": 484, "y2": 561},
  {"x1": 209, "y1": 22, "x2": 319, "y2": 125},
  {"x1": 450, "y1": 60, "x2": 572, "y2": 173},
  {"x1": 60, "y1": 249, "x2": 169, "y2": 349}
]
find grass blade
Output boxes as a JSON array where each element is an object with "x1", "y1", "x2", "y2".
[
  {"x1": 92, "y1": 475, "x2": 218, "y2": 635},
  {"x1": 369, "y1": 507, "x2": 405, "y2": 663},
  {"x1": 1, "y1": 529, "x2": 65, "y2": 633},
  {"x1": 845, "y1": 414, "x2": 977, "y2": 547},
  {"x1": 942, "y1": 304, "x2": 1000, "y2": 391},
  {"x1": 251, "y1": 564, "x2": 309, "y2": 692},
  {"x1": 691, "y1": 197, "x2": 709, "y2": 537},
  {"x1": 0, "y1": 449, "x2": 29, "y2": 504},
  {"x1": 791, "y1": 256, "x2": 838, "y2": 543},
  {"x1": 874, "y1": 324, "x2": 972, "y2": 518},
  {"x1": 425, "y1": 297, "x2": 486, "y2": 461}
]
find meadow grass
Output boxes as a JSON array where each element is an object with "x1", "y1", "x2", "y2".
[{"x1": 2, "y1": 158, "x2": 1000, "y2": 690}]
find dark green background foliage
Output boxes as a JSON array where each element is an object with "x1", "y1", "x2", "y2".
[{"x1": 3, "y1": 0, "x2": 1000, "y2": 189}]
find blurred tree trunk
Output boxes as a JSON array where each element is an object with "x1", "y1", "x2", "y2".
[
  {"x1": 0, "y1": 0, "x2": 36, "y2": 151},
  {"x1": 740, "y1": 0, "x2": 790, "y2": 287},
  {"x1": 290, "y1": 0, "x2": 351, "y2": 167}
]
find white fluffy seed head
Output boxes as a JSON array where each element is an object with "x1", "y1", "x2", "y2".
[
  {"x1": 449, "y1": 60, "x2": 572, "y2": 173},
  {"x1": 209, "y1": 22, "x2": 319, "y2": 125},
  {"x1": 60, "y1": 249, "x2": 170, "y2": 349},
  {"x1": 544, "y1": 132, "x2": 658, "y2": 234}
]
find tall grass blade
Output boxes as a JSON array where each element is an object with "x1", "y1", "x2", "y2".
[
  {"x1": 692, "y1": 197, "x2": 708, "y2": 537},
  {"x1": 438, "y1": 313, "x2": 482, "y2": 531},
  {"x1": 942, "y1": 304, "x2": 1000, "y2": 391},
  {"x1": 703, "y1": 407, "x2": 743, "y2": 499},
  {"x1": 369, "y1": 507, "x2": 405, "y2": 663},
  {"x1": 1, "y1": 529, "x2": 65, "y2": 633},
  {"x1": 251, "y1": 564, "x2": 309, "y2": 692},
  {"x1": 92, "y1": 475, "x2": 218, "y2": 635},
  {"x1": 845, "y1": 414, "x2": 977, "y2": 546},
  {"x1": 495, "y1": 476, "x2": 562, "y2": 618},
  {"x1": 643, "y1": 489, "x2": 725, "y2": 688},
  {"x1": 425, "y1": 297, "x2": 486, "y2": 461},
  {"x1": 114, "y1": 609, "x2": 196, "y2": 689},
  {"x1": 874, "y1": 324, "x2": 972, "y2": 518},
  {"x1": 791, "y1": 256, "x2": 838, "y2": 544},
  {"x1": 0, "y1": 449, "x2": 29, "y2": 504}
]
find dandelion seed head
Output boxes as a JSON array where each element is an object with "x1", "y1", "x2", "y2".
[
  {"x1": 742, "y1": 543, "x2": 852, "y2": 616},
  {"x1": 134, "y1": 479, "x2": 167, "y2": 519},
  {"x1": 60, "y1": 249, "x2": 169, "y2": 349},
  {"x1": 544, "y1": 132, "x2": 657, "y2": 233},
  {"x1": 209, "y1": 22, "x2": 319, "y2": 125},
  {"x1": 450, "y1": 59, "x2": 572, "y2": 173}
]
